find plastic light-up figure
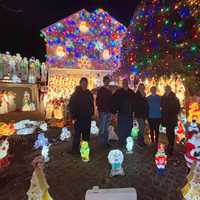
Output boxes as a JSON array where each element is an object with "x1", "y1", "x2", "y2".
[
  {"x1": 108, "y1": 149, "x2": 125, "y2": 177},
  {"x1": 188, "y1": 120, "x2": 199, "y2": 132},
  {"x1": 60, "y1": 127, "x2": 71, "y2": 141},
  {"x1": 34, "y1": 133, "x2": 49, "y2": 149},
  {"x1": 175, "y1": 120, "x2": 186, "y2": 144},
  {"x1": 126, "y1": 137, "x2": 134, "y2": 154},
  {"x1": 80, "y1": 141, "x2": 90, "y2": 162},
  {"x1": 155, "y1": 144, "x2": 167, "y2": 175},
  {"x1": 0, "y1": 138, "x2": 11, "y2": 169},
  {"x1": 41, "y1": 145, "x2": 50, "y2": 162},
  {"x1": 131, "y1": 120, "x2": 139, "y2": 138},
  {"x1": 90, "y1": 121, "x2": 99, "y2": 135}
]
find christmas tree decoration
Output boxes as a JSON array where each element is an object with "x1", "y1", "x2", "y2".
[
  {"x1": 182, "y1": 160, "x2": 200, "y2": 200},
  {"x1": 0, "y1": 138, "x2": 11, "y2": 169},
  {"x1": 126, "y1": 137, "x2": 134, "y2": 154},
  {"x1": 108, "y1": 149, "x2": 125, "y2": 177},
  {"x1": 131, "y1": 120, "x2": 139, "y2": 139},
  {"x1": 80, "y1": 141, "x2": 90, "y2": 162},
  {"x1": 60, "y1": 127, "x2": 71, "y2": 141},
  {"x1": 90, "y1": 121, "x2": 99, "y2": 135},
  {"x1": 155, "y1": 144, "x2": 167, "y2": 175},
  {"x1": 175, "y1": 120, "x2": 186, "y2": 144},
  {"x1": 121, "y1": 0, "x2": 200, "y2": 94},
  {"x1": 41, "y1": 8, "x2": 126, "y2": 72},
  {"x1": 34, "y1": 133, "x2": 49, "y2": 150},
  {"x1": 22, "y1": 91, "x2": 36, "y2": 112},
  {"x1": 27, "y1": 156, "x2": 54, "y2": 200}
]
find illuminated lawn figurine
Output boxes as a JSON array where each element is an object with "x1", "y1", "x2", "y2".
[
  {"x1": 108, "y1": 149, "x2": 125, "y2": 177},
  {"x1": 27, "y1": 156, "x2": 54, "y2": 200},
  {"x1": 80, "y1": 141, "x2": 90, "y2": 162},
  {"x1": 155, "y1": 144, "x2": 167, "y2": 175},
  {"x1": 34, "y1": 133, "x2": 49, "y2": 149},
  {"x1": 126, "y1": 137, "x2": 134, "y2": 154},
  {"x1": 0, "y1": 138, "x2": 11, "y2": 169},
  {"x1": 131, "y1": 120, "x2": 139, "y2": 139},
  {"x1": 188, "y1": 120, "x2": 199, "y2": 133},
  {"x1": 60, "y1": 127, "x2": 71, "y2": 141},
  {"x1": 90, "y1": 121, "x2": 99, "y2": 135},
  {"x1": 182, "y1": 161, "x2": 200, "y2": 200},
  {"x1": 108, "y1": 125, "x2": 119, "y2": 141},
  {"x1": 175, "y1": 120, "x2": 186, "y2": 144},
  {"x1": 41, "y1": 145, "x2": 50, "y2": 163}
]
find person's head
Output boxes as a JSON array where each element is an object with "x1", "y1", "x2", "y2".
[
  {"x1": 138, "y1": 83, "x2": 145, "y2": 93},
  {"x1": 103, "y1": 75, "x2": 110, "y2": 87},
  {"x1": 79, "y1": 77, "x2": 88, "y2": 90},
  {"x1": 150, "y1": 86, "x2": 157, "y2": 95},
  {"x1": 165, "y1": 85, "x2": 172, "y2": 96},
  {"x1": 122, "y1": 79, "x2": 129, "y2": 90}
]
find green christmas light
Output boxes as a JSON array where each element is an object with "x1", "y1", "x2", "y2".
[
  {"x1": 187, "y1": 64, "x2": 192, "y2": 68},
  {"x1": 177, "y1": 21, "x2": 184, "y2": 28},
  {"x1": 164, "y1": 19, "x2": 170, "y2": 25},
  {"x1": 164, "y1": 7, "x2": 170, "y2": 12},
  {"x1": 190, "y1": 45, "x2": 198, "y2": 52}
]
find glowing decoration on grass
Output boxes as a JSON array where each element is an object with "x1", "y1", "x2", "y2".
[
  {"x1": 60, "y1": 127, "x2": 71, "y2": 141},
  {"x1": 155, "y1": 144, "x2": 167, "y2": 175},
  {"x1": 80, "y1": 141, "x2": 90, "y2": 162},
  {"x1": 34, "y1": 133, "x2": 49, "y2": 149},
  {"x1": 182, "y1": 161, "x2": 200, "y2": 200},
  {"x1": 41, "y1": 9, "x2": 126, "y2": 71},
  {"x1": 0, "y1": 139, "x2": 11, "y2": 169},
  {"x1": 0, "y1": 122, "x2": 15, "y2": 137},
  {"x1": 56, "y1": 46, "x2": 66, "y2": 57},
  {"x1": 126, "y1": 137, "x2": 134, "y2": 154},
  {"x1": 90, "y1": 121, "x2": 99, "y2": 135},
  {"x1": 108, "y1": 125, "x2": 119, "y2": 141},
  {"x1": 188, "y1": 120, "x2": 199, "y2": 132},
  {"x1": 175, "y1": 121, "x2": 186, "y2": 144},
  {"x1": 108, "y1": 149, "x2": 125, "y2": 177},
  {"x1": 79, "y1": 21, "x2": 89, "y2": 33},
  {"x1": 121, "y1": 0, "x2": 200, "y2": 93},
  {"x1": 41, "y1": 145, "x2": 50, "y2": 162},
  {"x1": 27, "y1": 156, "x2": 54, "y2": 200},
  {"x1": 131, "y1": 120, "x2": 139, "y2": 138}
]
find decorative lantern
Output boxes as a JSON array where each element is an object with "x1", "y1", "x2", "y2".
[
  {"x1": 108, "y1": 149, "x2": 125, "y2": 177},
  {"x1": 126, "y1": 137, "x2": 134, "y2": 154},
  {"x1": 155, "y1": 144, "x2": 167, "y2": 175},
  {"x1": 80, "y1": 141, "x2": 90, "y2": 162}
]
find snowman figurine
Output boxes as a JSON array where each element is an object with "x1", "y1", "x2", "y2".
[
  {"x1": 126, "y1": 137, "x2": 134, "y2": 154},
  {"x1": 90, "y1": 121, "x2": 99, "y2": 135},
  {"x1": 60, "y1": 127, "x2": 71, "y2": 141},
  {"x1": 108, "y1": 149, "x2": 125, "y2": 177}
]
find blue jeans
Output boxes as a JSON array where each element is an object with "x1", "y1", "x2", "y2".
[
  {"x1": 99, "y1": 112, "x2": 111, "y2": 145},
  {"x1": 118, "y1": 113, "x2": 133, "y2": 146},
  {"x1": 137, "y1": 118, "x2": 145, "y2": 144}
]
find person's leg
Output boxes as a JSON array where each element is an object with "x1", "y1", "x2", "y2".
[
  {"x1": 154, "y1": 119, "x2": 161, "y2": 144},
  {"x1": 148, "y1": 119, "x2": 155, "y2": 143},
  {"x1": 82, "y1": 117, "x2": 91, "y2": 142},
  {"x1": 99, "y1": 112, "x2": 111, "y2": 145},
  {"x1": 166, "y1": 122, "x2": 176, "y2": 155},
  {"x1": 72, "y1": 120, "x2": 81, "y2": 152},
  {"x1": 117, "y1": 114, "x2": 127, "y2": 146},
  {"x1": 137, "y1": 118, "x2": 146, "y2": 146}
]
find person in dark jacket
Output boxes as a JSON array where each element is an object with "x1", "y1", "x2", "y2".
[
  {"x1": 112, "y1": 79, "x2": 135, "y2": 146},
  {"x1": 134, "y1": 83, "x2": 149, "y2": 147},
  {"x1": 161, "y1": 85, "x2": 180, "y2": 156},
  {"x1": 68, "y1": 77, "x2": 94, "y2": 154},
  {"x1": 147, "y1": 86, "x2": 161, "y2": 144},
  {"x1": 96, "y1": 76, "x2": 112, "y2": 147}
]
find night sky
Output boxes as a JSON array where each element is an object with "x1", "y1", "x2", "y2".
[{"x1": 0, "y1": 0, "x2": 141, "y2": 61}]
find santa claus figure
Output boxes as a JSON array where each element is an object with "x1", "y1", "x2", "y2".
[{"x1": 175, "y1": 120, "x2": 186, "y2": 144}]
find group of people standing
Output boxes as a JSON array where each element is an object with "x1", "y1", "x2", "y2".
[{"x1": 69, "y1": 76, "x2": 180, "y2": 156}]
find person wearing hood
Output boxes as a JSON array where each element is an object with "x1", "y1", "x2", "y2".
[
  {"x1": 161, "y1": 85, "x2": 180, "y2": 156},
  {"x1": 68, "y1": 77, "x2": 94, "y2": 154}
]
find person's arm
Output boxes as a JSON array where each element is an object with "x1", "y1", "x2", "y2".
[
  {"x1": 91, "y1": 93, "x2": 95, "y2": 117},
  {"x1": 68, "y1": 93, "x2": 77, "y2": 120},
  {"x1": 96, "y1": 88, "x2": 101, "y2": 109},
  {"x1": 111, "y1": 90, "x2": 119, "y2": 114}
]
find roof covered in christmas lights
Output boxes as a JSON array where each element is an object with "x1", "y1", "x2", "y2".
[{"x1": 41, "y1": 9, "x2": 127, "y2": 72}]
